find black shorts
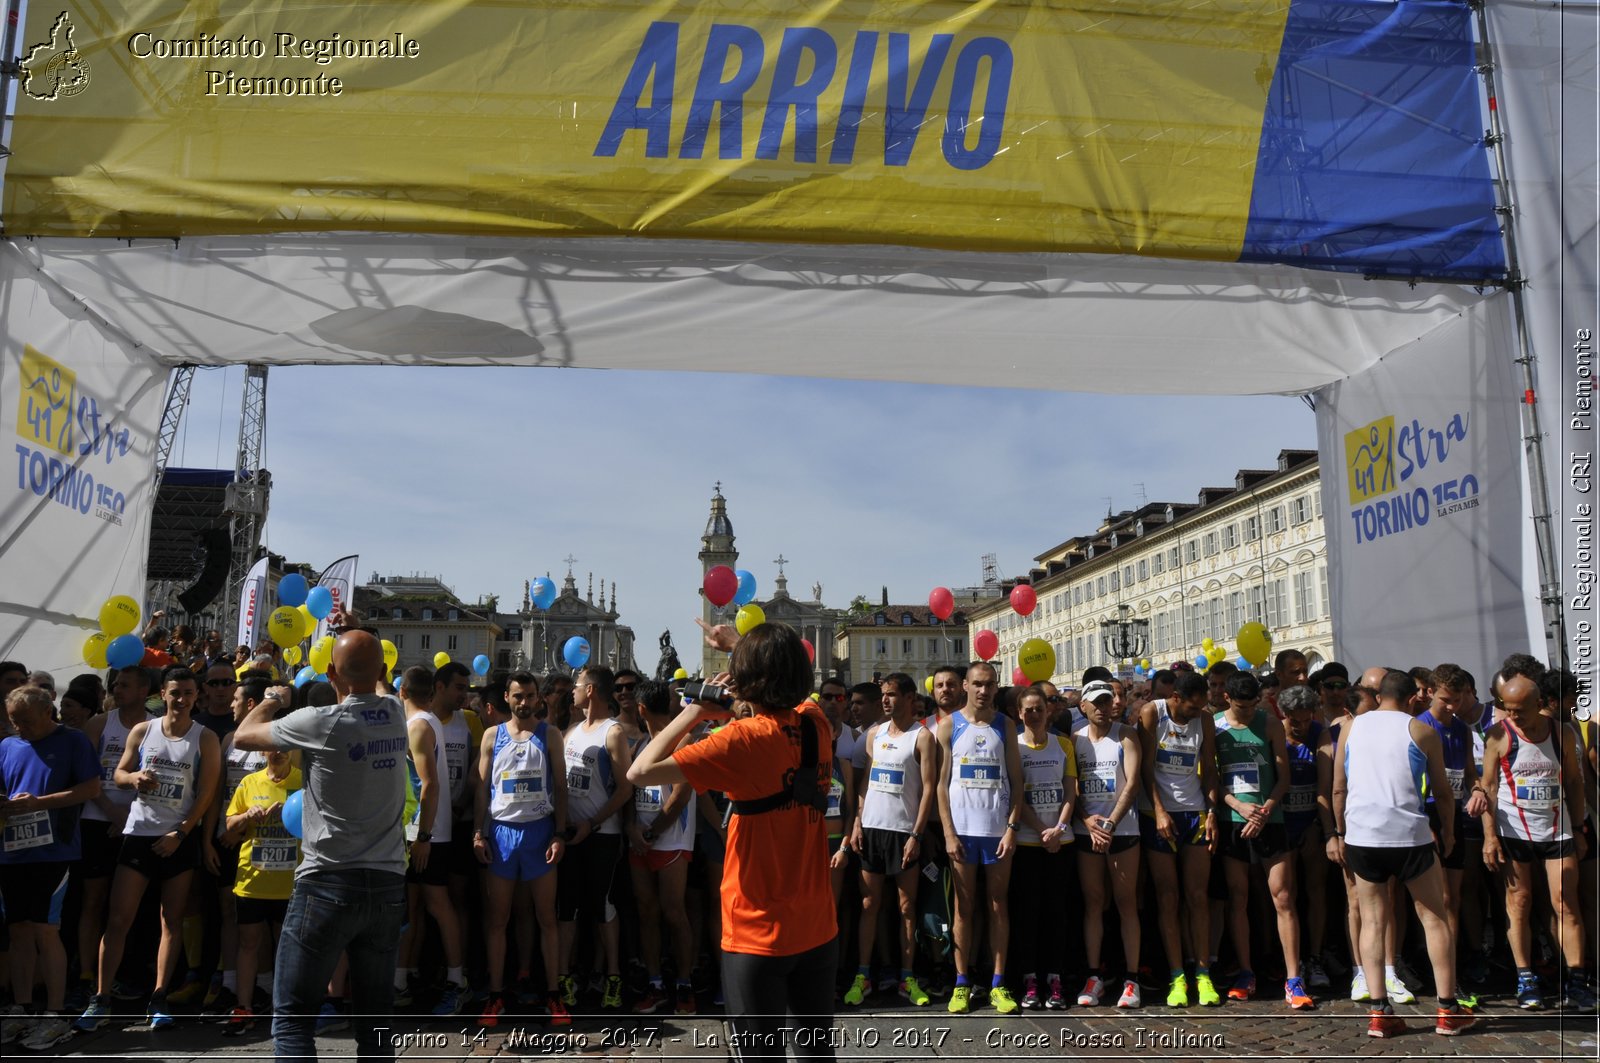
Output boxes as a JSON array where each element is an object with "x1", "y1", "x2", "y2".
[
  {"x1": 1497, "y1": 834, "x2": 1577, "y2": 863},
  {"x1": 1220, "y1": 820, "x2": 1287, "y2": 864},
  {"x1": 858, "y1": 827, "x2": 916, "y2": 877},
  {"x1": 448, "y1": 822, "x2": 478, "y2": 876},
  {"x1": 1426, "y1": 806, "x2": 1465, "y2": 870},
  {"x1": 214, "y1": 840, "x2": 241, "y2": 888},
  {"x1": 0, "y1": 862, "x2": 70, "y2": 924},
  {"x1": 1075, "y1": 833, "x2": 1140, "y2": 855},
  {"x1": 78, "y1": 819, "x2": 122, "y2": 879},
  {"x1": 117, "y1": 831, "x2": 201, "y2": 881},
  {"x1": 235, "y1": 896, "x2": 289, "y2": 926},
  {"x1": 1581, "y1": 819, "x2": 1597, "y2": 865},
  {"x1": 556, "y1": 832, "x2": 622, "y2": 923},
  {"x1": 405, "y1": 838, "x2": 452, "y2": 887},
  {"x1": 1344, "y1": 842, "x2": 1437, "y2": 884}
]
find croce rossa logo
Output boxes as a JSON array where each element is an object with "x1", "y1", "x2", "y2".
[{"x1": 21, "y1": 11, "x2": 92, "y2": 101}]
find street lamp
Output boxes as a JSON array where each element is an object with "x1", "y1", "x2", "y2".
[{"x1": 1100, "y1": 604, "x2": 1150, "y2": 661}]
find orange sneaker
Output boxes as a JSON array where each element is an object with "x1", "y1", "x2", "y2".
[
  {"x1": 1368, "y1": 1007, "x2": 1406, "y2": 1038},
  {"x1": 548, "y1": 996, "x2": 572, "y2": 1027},
  {"x1": 1435, "y1": 1003, "x2": 1477, "y2": 1036}
]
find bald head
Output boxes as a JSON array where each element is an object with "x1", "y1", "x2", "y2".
[
  {"x1": 1499, "y1": 675, "x2": 1541, "y2": 719},
  {"x1": 1359, "y1": 666, "x2": 1387, "y2": 691},
  {"x1": 330, "y1": 630, "x2": 384, "y2": 693}
]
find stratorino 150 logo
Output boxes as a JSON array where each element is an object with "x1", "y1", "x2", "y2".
[
  {"x1": 1344, "y1": 416, "x2": 1396, "y2": 504},
  {"x1": 21, "y1": 11, "x2": 92, "y2": 101}
]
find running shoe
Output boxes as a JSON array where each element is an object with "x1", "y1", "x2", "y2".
[
  {"x1": 21, "y1": 1016, "x2": 74, "y2": 1051},
  {"x1": 1045, "y1": 975, "x2": 1066, "y2": 1010},
  {"x1": 65, "y1": 980, "x2": 92, "y2": 1013},
  {"x1": 900, "y1": 977, "x2": 931, "y2": 1007},
  {"x1": 1385, "y1": 973, "x2": 1415, "y2": 1004},
  {"x1": 602, "y1": 975, "x2": 623, "y2": 1010},
  {"x1": 990, "y1": 986, "x2": 1019, "y2": 1015},
  {"x1": 1166, "y1": 974, "x2": 1190, "y2": 1008},
  {"x1": 1076, "y1": 975, "x2": 1106, "y2": 1007},
  {"x1": 433, "y1": 981, "x2": 465, "y2": 1016},
  {"x1": 1434, "y1": 1003, "x2": 1477, "y2": 1035},
  {"x1": 1194, "y1": 973, "x2": 1222, "y2": 1007},
  {"x1": 394, "y1": 976, "x2": 416, "y2": 1008},
  {"x1": 202, "y1": 977, "x2": 225, "y2": 1009},
  {"x1": 675, "y1": 984, "x2": 698, "y2": 1015},
  {"x1": 75, "y1": 996, "x2": 111, "y2": 1032},
  {"x1": 877, "y1": 972, "x2": 900, "y2": 993},
  {"x1": 548, "y1": 995, "x2": 572, "y2": 1027},
  {"x1": 146, "y1": 991, "x2": 174, "y2": 1030},
  {"x1": 221, "y1": 1007, "x2": 256, "y2": 1037},
  {"x1": 1227, "y1": 971, "x2": 1255, "y2": 1001},
  {"x1": 1, "y1": 1008, "x2": 35, "y2": 1046},
  {"x1": 1285, "y1": 976, "x2": 1314, "y2": 1010},
  {"x1": 1116, "y1": 980, "x2": 1141, "y2": 1008},
  {"x1": 1020, "y1": 975, "x2": 1041, "y2": 1010},
  {"x1": 317, "y1": 1000, "x2": 350, "y2": 1034},
  {"x1": 1349, "y1": 968, "x2": 1370, "y2": 1002},
  {"x1": 1563, "y1": 974, "x2": 1598, "y2": 1013},
  {"x1": 203, "y1": 986, "x2": 239, "y2": 1021},
  {"x1": 110, "y1": 980, "x2": 145, "y2": 1002},
  {"x1": 947, "y1": 985, "x2": 971, "y2": 1014},
  {"x1": 478, "y1": 994, "x2": 506, "y2": 1028},
  {"x1": 634, "y1": 984, "x2": 670, "y2": 1014},
  {"x1": 558, "y1": 974, "x2": 578, "y2": 1007},
  {"x1": 1304, "y1": 956, "x2": 1330, "y2": 990},
  {"x1": 167, "y1": 976, "x2": 207, "y2": 1007},
  {"x1": 1517, "y1": 972, "x2": 1544, "y2": 1010},
  {"x1": 1455, "y1": 990, "x2": 1479, "y2": 1009},
  {"x1": 843, "y1": 974, "x2": 869, "y2": 1006},
  {"x1": 1368, "y1": 1006, "x2": 1406, "y2": 1038}
]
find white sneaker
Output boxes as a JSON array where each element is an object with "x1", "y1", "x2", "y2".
[
  {"x1": 1350, "y1": 969, "x2": 1370, "y2": 1001},
  {"x1": 21, "y1": 1017, "x2": 74, "y2": 1051},
  {"x1": 1116, "y1": 980, "x2": 1141, "y2": 1008},
  {"x1": 1076, "y1": 975, "x2": 1106, "y2": 1007},
  {"x1": 1, "y1": 1007, "x2": 36, "y2": 1046},
  {"x1": 1385, "y1": 974, "x2": 1415, "y2": 1004}
]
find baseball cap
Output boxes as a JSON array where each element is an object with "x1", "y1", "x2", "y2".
[{"x1": 1080, "y1": 680, "x2": 1115, "y2": 703}]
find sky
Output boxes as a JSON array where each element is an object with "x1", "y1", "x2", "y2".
[{"x1": 167, "y1": 364, "x2": 1316, "y2": 675}]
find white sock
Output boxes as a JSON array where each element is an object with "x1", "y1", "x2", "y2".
[
  {"x1": 1385, "y1": 965, "x2": 1398, "y2": 982},
  {"x1": 394, "y1": 968, "x2": 411, "y2": 990},
  {"x1": 222, "y1": 971, "x2": 238, "y2": 993},
  {"x1": 447, "y1": 967, "x2": 464, "y2": 987}
]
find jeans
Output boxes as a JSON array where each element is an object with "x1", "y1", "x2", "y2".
[
  {"x1": 722, "y1": 937, "x2": 838, "y2": 1063},
  {"x1": 272, "y1": 868, "x2": 406, "y2": 1061}
]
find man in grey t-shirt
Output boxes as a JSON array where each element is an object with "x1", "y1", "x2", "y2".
[{"x1": 236, "y1": 627, "x2": 407, "y2": 1060}]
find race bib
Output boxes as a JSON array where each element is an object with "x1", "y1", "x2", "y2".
[
  {"x1": 1223, "y1": 761, "x2": 1261, "y2": 795},
  {"x1": 957, "y1": 759, "x2": 1002, "y2": 789},
  {"x1": 1284, "y1": 787, "x2": 1316, "y2": 814},
  {"x1": 500, "y1": 768, "x2": 543, "y2": 803},
  {"x1": 826, "y1": 778, "x2": 844, "y2": 818},
  {"x1": 1026, "y1": 782, "x2": 1064, "y2": 813},
  {"x1": 1081, "y1": 763, "x2": 1117, "y2": 797},
  {"x1": 251, "y1": 836, "x2": 300, "y2": 871},
  {"x1": 1446, "y1": 768, "x2": 1466, "y2": 800},
  {"x1": 1514, "y1": 776, "x2": 1560, "y2": 810},
  {"x1": 869, "y1": 766, "x2": 905, "y2": 796},
  {"x1": 1155, "y1": 746, "x2": 1198, "y2": 775},
  {"x1": 635, "y1": 786, "x2": 663, "y2": 815},
  {"x1": 146, "y1": 767, "x2": 188, "y2": 809},
  {"x1": 2, "y1": 809, "x2": 52, "y2": 852},
  {"x1": 567, "y1": 765, "x2": 592, "y2": 792}
]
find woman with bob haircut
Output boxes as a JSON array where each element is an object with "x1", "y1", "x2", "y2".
[{"x1": 630, "y1": 621, "x2": 836, "y2": 1062}]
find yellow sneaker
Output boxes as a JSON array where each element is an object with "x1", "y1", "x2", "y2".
[
  {"x1": 1166, "y1": 975, "x2": 1190, "y2": 1008},
  {"x1": 900, "y1": 977, "x2": 931, "y2": 1007},
  {"x1": 947, "y1": 985, "x2": 971, "y2": 1014},
  {"x1": 1194, "y1": 972, "x2": 1222, "y2": 1007},
  {"x1": 990, "y1": 986, "x2": 1019, "y2": 1015},
  {"x1": 843, "y1": 974, "x2": 869, "y2": 1006}
]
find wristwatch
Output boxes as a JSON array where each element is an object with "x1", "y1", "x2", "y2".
[
  {"x1": 415, "y1": 830, "x2": 433, "y2": 843},
  {"x1": 1006, "y1": 821, "x2": 1022, "y2": 832}
]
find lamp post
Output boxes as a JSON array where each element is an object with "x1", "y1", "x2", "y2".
[{"x1": 1100, "y1": 604, "x2": 1150, "y2": 662}]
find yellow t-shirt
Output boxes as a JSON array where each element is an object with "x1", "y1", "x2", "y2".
[{"x1": 227, "y1": 766, "x2": 303, "y2": 899}]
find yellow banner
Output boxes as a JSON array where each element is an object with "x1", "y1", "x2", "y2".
[{"x1": 6, "y1": 0, "x2": 1290, "y2": 256}]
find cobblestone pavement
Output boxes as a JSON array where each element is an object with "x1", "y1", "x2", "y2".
[{"x1": 45, "y1": 991, "x2": 1597, "y2": 1062}]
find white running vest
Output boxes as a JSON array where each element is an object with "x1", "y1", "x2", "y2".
[
  {"x1": 1071, "y1": 723, "x2": 1138, "y2": 838},
  {"x1": 1141, "y1": 700, "x2": 1207, "y2": 813},
  {"x1": 82, "y1": 711, "x2": 140, "y2": 823},
  {"x1": 947, "y1": 713, "x2": 1011, "y2": 838},
  {"x1": 860, "y1": 724, "x2": 922, "y2": 834},
  {"x1": 488, "y1": 722, "x2": 555, "y2": 823},
  {"x1": 123, "y1": 717, "x2": 205, "y2": 837},
  {"x1": 565, "y1": 718, "x2": 621, "y2": 834},
  {"x1": 218, "y1": 734, "x2": 267, "y2": 838},
  {"x1": 407, "y1": 712, "x2": 452, "y2": 842},
  {"x1": 1493, "y1": 721, "x2": 1571, "y2": 842},
  {"x1": 1342, "y1": 712, "x2": 1431, "y2": 847},
  {"x1": 440, "y1": 711, "x2": 472, "y2": 812},
  {"x1": 1017, "y1": 734, "x2": 1073, "y2": 845}
]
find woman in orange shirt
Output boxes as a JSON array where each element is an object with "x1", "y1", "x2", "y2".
[{"x1": 630, "y1": 622, "x2": 836, "y2": 1062}]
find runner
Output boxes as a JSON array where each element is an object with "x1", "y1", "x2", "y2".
[
  {"x1": 1279, "y1": 685, "x2": 1333, "y2": 990},
  {"x1": 1011, "y1": 685, "x2": 1078, "y2": 1010},
  {"x1": 1071, "y1": 680, "x2": 1142, "y2": 1009}
]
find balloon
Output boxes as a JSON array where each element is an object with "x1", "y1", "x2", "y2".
[
  {"x1": 433, "y1": 651, "x2": 451, "y2": 669},
  {"x1": 282, "y1": 645, "x2": 302, "y2": 666},
  {"x1": 1134, "y1": 665, "x2": 1147, "y2": 677},
  {"x1": 1237, "y1": 622, "x2": 1273, "y2": 667},
  {"x1": 1237, "y1": 656, "x2": 1250, "y2": 670},
  {"x1": 1201, "y1": 637, "x2": 1215, "y2": 651},
  {"x1": 973, "y1": 629, "x2": 999, "y2": 661},
  {"x1": 733, "y1": 569, "x2": 758, "y2": 607},
  {"x1": 473, "y1": 654, "x2": 491, "y2": 676},
  {"x1": 99, "y1": 595, "x2": 141, "y2": 637},
  {"x1": 1194, "y1": 654, "x2": 1209, "y2": 670},
  {"x1": 83, "y1": 632, "x2": 111, "y2": 668},
  {"x1": 1141, "y1": 658, "x2": 1152, "y2": 671},
  {"x1": 530, "y1": 577, "x2": 557, "y2": 610},
  {"x1": 282, "y1": 790, "x2": 304, "y2": 839},
  {"x1": 268, "y1": 606, "x2": 302, "y2": 647},
  {"x1": 1206, "y1": 644, "x2": 1226, "y2": 666},
  {"x1": 563, "y1": 637, "x2": 590, "y2": 670},
  {"x1": 924, "y1": 675, "x2": 935, "y2": 693},
  {"x1": 309, "y1": 637, "x2": 334, "y2": 675},
  {"x1": 672, "y1": 667, "x2": 688, "y2": 681},
  {"x1": 106, "y1": 633, "x2": 144, "y2": 669},
  {"x1": 277, "y1": 573, "x2": 309, "y2": 608},
  {"x1": 928, "y1": 587, "x2": 955, "y2": 621},
  {"x1": 734, "y1": 604, "x2": 766, "y2": 636},
  {"x1": 703, "y1": 565, "x2": 738, "y2": 608},
  {"x1": 305, "y1": 586, "x2": 334, "y2": 620},
  {"x1": 1012, "y1": 667, "x2": 1028, "y2": 686},
  {"x1": 382, "y1": 640, "x2": 398, "y2": 670},
  {"x1": 1018, "y1": 637, "x2": 1056, "y2": 682},
  {"x1": 296, "y1": 605, "x2": 317, "y2": 640},
  {"x1": 295, "y1": 666, "x2": 317, "y2": 686},
  {"x1": 1010, "y1": 584, "x2": 1037, "y2": 617},
  {"x1": 801, "y1": 638, "x2": 816, "y2": 663}
]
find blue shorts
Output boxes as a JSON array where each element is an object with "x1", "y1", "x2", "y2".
[
  {"x1": 1139, "y1": 810, "x2": 1209, "y2": 855},
  {"x1": 487, "y1": 818, "x2": 556, "y2": 882},
  {"x1": 957, "y1": 835, "x2": 1005, "y2": 865},
  {"x1": 1284, "y1": 814, "x2": 1319, "y2": 850}
]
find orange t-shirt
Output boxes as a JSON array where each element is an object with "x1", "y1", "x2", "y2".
[{"x1": 674, "y1": 703, "x2": 836, "y2": 958}]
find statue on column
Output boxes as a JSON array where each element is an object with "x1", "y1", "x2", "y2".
[{"x1": 655, "y1": 629, "x2": 683, "y2": 681}]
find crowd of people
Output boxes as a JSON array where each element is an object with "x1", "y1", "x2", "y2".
[{"x1": 0, "y1": 619, "x2": 1596, "y2": 1054}]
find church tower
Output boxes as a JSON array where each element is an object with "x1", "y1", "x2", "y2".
[{"x1": 698, "y1": 483, "x2": 738, "y2": 677}]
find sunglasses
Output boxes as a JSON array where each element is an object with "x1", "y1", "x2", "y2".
[
  {"x1": 1321, "y1": 680, "x2": 1349, "y2": 690},
  {"x1": 205, "y1": 678, "x2": 236, "y2": 687},
  {"x1": 614, "y1": 683, "x2": 637, "y2": 693},
  {"x1": 1045, "y1": 695, "x2": 1064, "y2": 703}
]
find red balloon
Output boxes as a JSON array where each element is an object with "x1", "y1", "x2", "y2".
[
  {"x1": 928, "y1": 586, "x2": 955, "y2": 621},
  {"x1": 703, "y1": 565, "x2": 738, "y2": 607},
  {"x1": 802, "y1": 638, "x2": 816, "y2": 663},
  {"x1": 973, "y1": 629, "x2": 998, "y2": 660},
  {"x1": 1010, "y1": 584, "x2": 1037, "y2": 617},
  {"x1": 1013, "y1": 667, "x2": 1028, "y2": 687}
]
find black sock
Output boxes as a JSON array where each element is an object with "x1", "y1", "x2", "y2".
[{"x1": 1438, "y1": 996, "x2": 1456, "y2": 1009}]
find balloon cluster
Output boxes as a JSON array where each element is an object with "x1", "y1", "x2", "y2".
[{"x1": 86, "y1": 595, "x2": 145, "y2": 669}]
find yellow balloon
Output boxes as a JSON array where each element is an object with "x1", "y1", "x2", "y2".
[
  {"x1": 282, "y1": 645, "x2": 302, "y2": 666},
  {"x1": 382, "y1": 640, "x2": 399, "y2": 669},
  {"x1": 1206, "y1": 644, "x2": 1226, "y2": 666},
  {"x1": 1201, "y1": 637, "x2": 1215, "y2": 652},
  {"x1": 1018, "y1": 638, "x2": 1057, "y2": 682},
  {"x1": 433, "y1": 651, "x2": 451, "y2": 669},
  {"x1": 1237, "y1": 622, "x2": 1273, "y2": 667},
  {"x1": 924, "y1": 675, "x2": 935, "y2": 694},
  {"x1": 734, "y1": 604, "x2": 766, "y2": 636},
  {"x1": 296, "y1": 604, "x2": 317, "y2": 640},
  {"x1": 309, "y1": 637, "x2": 334, "y2": 674},
  {"x1": 99, "y1": 595, "x2": 141, "y2": 637},
  {"x1": 83, "y1": 632, "x2": 111, "y2": 668},
  {"x1": 672, "y1": 667, "x2": 689, "y2": 681},
  {"x1": 1140, "y1": 658, "x2": 1152, "y2": 671},
  {"x1": 268, "y1": 606, "x2": 302, "y2": 648}
]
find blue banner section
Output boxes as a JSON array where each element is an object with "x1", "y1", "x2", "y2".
[{"x1": 1242, "y1": 0, "x2": 1505, "y2": 280}]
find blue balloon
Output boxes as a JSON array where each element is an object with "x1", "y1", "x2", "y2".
[
  {"x1": 277, "y1": 573, "x2": 308, "y2": 608},
  {"x1": 733, "y1": 569, "x2": 758, "y2": 607},
  {"x1": 530, "y1": 577, "x2": 557, "y2": 611},
  {"x1": 282, "y1": 790, "x2": 305, "y2": 839},
  {"x1": 472, "y1": 654, "x2": 491, "y2": 676},
  {"x1": 305, "y1": 585, "x2": 334, "y2": 620},
  {"x1": 295, "y1": 666, "x2": 317, "y2": 687},
  {"x1": 563, "y1": 636, "x2": 591, "y2": 670},
  {"x1": 1237, "y1": 656, "x2": 1250, "y2": 670},
  {"x1": 1194, "y1": 654, "x2": 1209, "y2": 670},
  {"x1": 106, "y1": 634, "x2": 144, "y2": 669}
]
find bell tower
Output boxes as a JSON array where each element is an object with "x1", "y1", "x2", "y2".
[{"x1": 698, "y1": 482, "x2": 737, "y2": 677}]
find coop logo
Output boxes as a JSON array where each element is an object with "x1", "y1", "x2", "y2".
[
  {"x1": 1346, "y1": 410, "x2": 1476, "y2": 545},
  {"x1": 21, "y1": 12, "x2": 92, "y2": 102}
]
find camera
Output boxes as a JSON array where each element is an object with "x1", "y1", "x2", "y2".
[{"x1": 679, "y1": 680, "x2": 734, "y2": 708}]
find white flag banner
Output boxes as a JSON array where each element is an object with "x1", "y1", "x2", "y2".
[
  {"x1": 0, "y1": 242, "x2": 167, "y2": 672},
  {"x1": 236, "y1": 554, "x2": 270, "y2": 654},
  {"x1": 1316, "y1": 295, "x2": 1538, "y2": 678},
  {"x1": 313, "y1": 554, "x2": 359, "y2": 644}
]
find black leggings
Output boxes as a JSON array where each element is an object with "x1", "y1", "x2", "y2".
[
  {"x1": 1009, "y1": 844, "x2": 1071, "y2": 977},
  {"x1": 722, "y1": 937, "x2": 839, "y2": 1063}
]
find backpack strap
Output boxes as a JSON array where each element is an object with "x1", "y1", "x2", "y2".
[{"x1": 730, "y1": 711, "x2": 829, "y2": 817}]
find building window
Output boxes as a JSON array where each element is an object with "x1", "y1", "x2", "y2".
[
  {"x1": 1293, "y1": 571, "x2": 1316, "y2": 624},
  {"x1": 1110, "y1": 571, "x2": 1120, "y2": 592},
  {"x1": 448, "y1": 608, "x2": 459, "y2": 621},
  {"x1": 952, "y1": 638, "x2": 965, "y2": 657},
  {"x1": 1168, "y1": 546, "x2": 1182, "y2": 569},
  {"x1": 1073, "y1": 586, "x2": 1082, "y2": 606},
  {"x1": 1314, "y1": 491, "x2": 1323, "y2": 519},
  {"x1": 1244, "y1": 515, "x2": 1261, "y2": 542},
  {"x1": 1222, "y1": 524, "x2": 1238, "y2": 549},
  {"x1": 1123, "y1": 565, "x2": 1135, "y2": 586},
  {"x1": 874, "y1": 638, "x2": 888, "y2": 656},
  {"x1": 1319, "y1": 565, "x2": 1331, "y2": 618},
  {"x1": 422, "y1": 608, "x2": 434, "y2": 621},
  {"x1": 1137, "y1": 559, "x2": 1148, "y2": 582},
  {"x1": 1266, "y1": 579, "x2": 1289, "y2": 628},
  {"x1": 497, "y1": 650, "x2": 511, "y2": 668},
  {"x1": 448, "y1": 635, "x2": 458, "y2": 651},
  {"x1": 901, "y1": 612, "x2": 914, "y2": 625},
  {"x1": 392, "y1": 608, "x2": 403, "y2": 620},
  {"x1": 1289, "y1": 496, "x2": 1312, "y2": 525},
  {"x1": 394, "y1": 634, "x2": 404, "y2": 649},
  {"x1": 421, "y1": 634, "x2": 432, "y2": 649},
  {"x1": 928, "y1": 638, "x2": 941, "y2": 658},
  {"x1": 1266, "y1": 506, "x2": 1285, "y2": 533},
  {"x1": 506, "y1": 627, "x2": 521, "y2": 642},
  {"x1": 1188, "y1": 601, "x2": 1206, "y2": 644},
  {"x1": 1247, "y1": 586, "x2": 1266, "y2": 624},
  {"x1": 1184, "y1": 540, "x2": 1199, "y2": 563},
  {"x1": 1208, "y1": 597, "x2": 1224, "y2": 641},
  {"x1": 1075, "y1": 637, "x2": 1085, "y2": 669},
  {"x1": 901, "y1": 638, "x2": 914, "y2": 656},
  {"x1": 1154, "y1": 611, "x2": 1168, "y2": 653},
  {"x1": 1097, "y1": 576, "x2": 1106, "y2": 597},
  {"x1": 1227, "y1": 591, "x2": 1245, "y2": 633},
  {"x1": 875, "y1": 613, "x2": 887, "y2": 625},
  {"x1": 1152, "y1": 552, "x2": 1164, "y2": 575},
  {"x1": 1202, "y1": 532, "x2": 1219, "y2": 557}
]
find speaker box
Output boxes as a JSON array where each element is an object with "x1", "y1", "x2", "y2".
[{"x1": 178, "y1": 526, "x2": 234, "y2": 613}]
